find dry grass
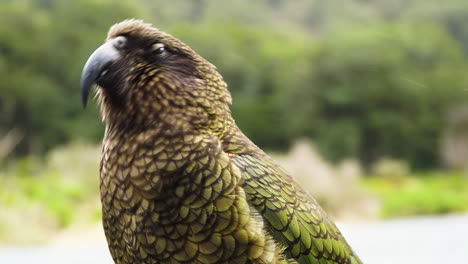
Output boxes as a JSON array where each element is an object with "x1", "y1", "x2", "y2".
[{"x1": 271, "y1": 139, "x2": 380, "y2": 221}]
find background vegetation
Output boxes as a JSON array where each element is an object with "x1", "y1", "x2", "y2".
[{"x1": 1, "y1": 0, "x2": 468, "y2": 243}]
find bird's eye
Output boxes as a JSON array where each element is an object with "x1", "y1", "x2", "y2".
[
  {"x1": 152, "y1": 43, "x2": 166, "y2": 55},
  {"x1": 114, "y1": 36, "x2": 127, "y2": 50}
]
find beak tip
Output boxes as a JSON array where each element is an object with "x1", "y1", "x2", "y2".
[
  {"x1": 82, "y1": 98, "x2": 88, "y2": 108},
  {"x1": 80, "y1": 80, "x2": 90, "y2": 108}
]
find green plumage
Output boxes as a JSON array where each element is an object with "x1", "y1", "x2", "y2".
[
  {"x1": 232, "y1": 149, "x2": 361, "y2": 264},
  {"x1": 81, "y1": 19, "x2": 362, "y2": 264}
]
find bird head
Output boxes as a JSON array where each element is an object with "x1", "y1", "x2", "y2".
[{"x1": 81, "y1": 20, "x2": 232, "y2": 133}]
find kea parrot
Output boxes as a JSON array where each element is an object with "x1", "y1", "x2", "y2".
[{"x1": 80, "y1": 19, "x2": 362, "y2": 264}]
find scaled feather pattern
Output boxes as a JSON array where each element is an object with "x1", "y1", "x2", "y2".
[{"x1": 80, "y1": 19, "x2": 363, "y2": 264}]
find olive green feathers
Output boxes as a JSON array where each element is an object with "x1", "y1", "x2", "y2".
[{"x1": 81, "y1": 19, "x2": 362, "y2": 264}]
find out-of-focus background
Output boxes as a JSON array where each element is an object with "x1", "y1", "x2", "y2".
[{"x1": 1, "y1": 0, "x2": 468, "y2": 263}]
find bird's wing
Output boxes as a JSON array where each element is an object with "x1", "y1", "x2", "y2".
[{"x1": 230, "y1": 152, "x2": 362, "y2": 264}]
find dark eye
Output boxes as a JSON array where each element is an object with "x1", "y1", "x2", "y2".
[
  {"x1": 152, "y1": 43, "x2": 166, "y2": 55},
  {"x1": 114, "y1": 36, "x2": 127, "y2": 50}
]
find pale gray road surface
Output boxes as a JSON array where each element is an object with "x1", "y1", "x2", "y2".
[
  {"x1": 339, "y1": 214, "x2": 468, "y2": 264},
  {"x1": 1, "y1": 214, "x2": 467, "y2": 264}
]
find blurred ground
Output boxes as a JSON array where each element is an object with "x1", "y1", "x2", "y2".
[
  {"x1": 341, "y1": 214, "x2": 468, "y2": 264},
  {"x1": 0, "y1": 214, "x2": 467, "y2": 264}
]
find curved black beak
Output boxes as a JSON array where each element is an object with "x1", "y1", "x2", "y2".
[{"x1": 80, "y1": 37, "x2": 123, "y2": 107}]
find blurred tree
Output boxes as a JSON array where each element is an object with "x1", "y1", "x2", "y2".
[
  {"x1": 0, "y1": 0, "x2": 136, "y2": 155},
  {"x1": 1, "y1": 0, "x2": 468, "y2": 170},
  {"x1": 284, "y1": 23, "x2": 468, "y2": 167}
]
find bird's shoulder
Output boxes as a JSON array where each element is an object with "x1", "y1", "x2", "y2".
[{"x1": 221, "y1": 132, "x2": 361, "y2": 264}]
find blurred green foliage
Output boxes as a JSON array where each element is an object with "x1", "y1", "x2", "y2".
[
  {"x1": 2, "y1": 0, "x2": 468, "y2": 168},
  {"x1": 0, "y1": 143, "x2": 101, "y2": 243},
  {"x1": 364, "y1": 171, "x2": 468, "y2": 217}
]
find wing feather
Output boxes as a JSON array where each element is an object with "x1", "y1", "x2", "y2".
[{"x1": 230, "y1": 152, "x2": 362, "y2": 264}]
